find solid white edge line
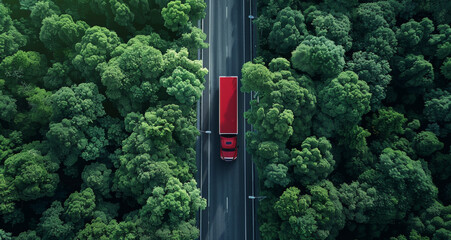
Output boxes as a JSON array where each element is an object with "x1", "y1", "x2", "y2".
[
  {"x1": 243, "y1": 0, "x2": 247, "y2": 240},
  {"x1": 206, "y1": 0, "x2": 212, "y2": 239},
  {"x1": 197, "y1": 16, "x2": 203, "y2": 240},
  {"x1": 226, "y1": 197, "x2": 229, "y2": 213},
  {"x1": 249, "y1": 0, "x2": 255, "y2": 238}
]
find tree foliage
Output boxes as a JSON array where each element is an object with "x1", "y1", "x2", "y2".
[
  {"x1": 291, "y1": 35, "x2": 345, "y2": 78},
  {"x1": 268, "y1": 7, "x2": 308, "y2": 54},
  {"x1": 245, "y1": 1, "x2": 451, "y2": 239}
]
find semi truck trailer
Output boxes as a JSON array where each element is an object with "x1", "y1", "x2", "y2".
[{"x1": 219, "y1": 76, "x2": 238, "y2": 161}]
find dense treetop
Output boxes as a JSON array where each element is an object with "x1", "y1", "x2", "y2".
[
  {"x1": 0, "y1": 0, "x2": 207, "y2": 238},
  {"x1": 247, "y1": 0, "x2": 450, "y2": 239}
]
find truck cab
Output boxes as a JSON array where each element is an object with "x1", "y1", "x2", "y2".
[
  {"x1": 219, "y1": 76, "x2": 238, "y2": 161},
  {"x1": 220, "y1": 135, "x2": 238, "y2": 161}
]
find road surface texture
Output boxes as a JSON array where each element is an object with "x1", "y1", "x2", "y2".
[{"x1": 197, "y1": 0, "x2": 257, "y2": 239}]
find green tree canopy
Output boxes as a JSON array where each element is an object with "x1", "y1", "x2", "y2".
[
  {"x1": 274, "y1": 181, "x2": 345, "y2": 240},
  {"x1": 346, "y1": 51, "x2": 392, "y2": 109},
  {"x1": 291, "y1": 35, "x2": 345, "y2": 78},
  {"x1": 72, "y1": 26, "x2": 122, "y2": 79},
  {"x1": 359, "y1": 148, "x2": 438, "y2": 224},
  {"x1": 114, "y1": 104, "x2": 198, "y2": 204},
  {"x1": 139, "y1": 177, "x2": 206, "y2": 237},
  {"x1": 245, "y1": 103, "x2": 294, "y2": 143},
  {"x1": 318, "y1": 71, "x2": 371, "y2": 129},
  {"x1": 368, "y1": 107, "x2": 407, "y2": 139},
  {"x1": 308, "y1": 10, "x2": 352, "y2": 51},
  {"x1": 0, "y1": 3, "x2": 27, "y2": 60},
  {"x1": 37, "y1": 201, "x2": 74, "y2": 240},
  {"x1": 160, "y1": 66, "x2": 204, "y2": 106},
  {"x1": 396, "y1": 18, "x2": 434, "y2": 54},
  {"x1": 268, "y1": 7, "x2": 307, "y2": 54},
  {"x1": 39, "y1": 14, "x2": 88, "y2": 55},
  {"x1": 4, "y1": 149, "x2": 59, "y2": 201},
  {"x1": 64, "y1": 188, "x2": 96, "y2": 223},
  {"x1": 161, "y1": 0, "x2": 191, "y2": 32},
  {"x1": 0, "y1": 50, "x2": 47, "y2": 93},
  {"x1": 98, "y1": 36, "x2": 164, "y2": 115},
  {"x1": 81, "y1": 163, "x2": 112, "y2": 197},
  {"x1": 413, "y1": 131, "x2": 444, "y2": 157},
  {"x1": 240, "y1": 61, "x2": 274, "y2": 95},
  {"x1": 289, "y1": 136, "x2": 334, "y2": 186},
  {"x1": 394, "y1": 54, "x2": 434, "y2": 89}
]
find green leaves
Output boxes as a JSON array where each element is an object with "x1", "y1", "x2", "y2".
[
  {"x1": 161, "y1": 66, "x2": 204, "y2": 105},
  {"x1": 289, "y1": 137, "x2": 334, "y2": 186},
  {"x1": 161, "y1": 0, "x2": 191, "y2": 32},
  {"x1": 241, "y1": 62, "x2": 274, "y2": 95},
  {"x1": 73, "y1": 26, "x2": 121, "y2": 79},
  {"x1": 246, "y1": 103, "x2": 294, "y2": 143},
  {"x1": 39, "y1": 14, "x2": 88, "y2": 53},
  {"x1": 394, "y1": 54, "x2": 434, "y2": 89},
  {"x1": 99, "y1": 37, "x2": 163, "y2": 115},
  {"x1": 51, "y1": 83, "x2": 105, "y2": 123},
  {"x1": 64, "y1": 188, "x2": 96, "y2": 223},
  {"x1": 0, "y1": 3, "x2": 27, "y2": 59},
  {"x1": 139, "y1": 177, "x2": 206, "y2": 235},
  {"x1": 413, "y1": 131, "x2": 444, "y2": 157},
  {"x1": 309, "y1": 11, "x2": 352, "y2": 51},
  {"x1": 347, "y1": 51, "x2": 391, "y2": 109},
  {"x1": 114, "y1": 104, "x2": 198, "y2": 204},
  {"x1": 268, "y1": 7, "x2": 307, "y2": 54},
  {"x1": 275, "y1": 181, "x2": 345, "y2": 240},
  {"x1": 4, "y1": 149, "x2": 59, "y2": 201},
  {"x1": 291, "y1": 36, "x2": 345, "y2": 78},
  {"x1": 318, "y1": 71, "x2": 371, "y2": 128}
]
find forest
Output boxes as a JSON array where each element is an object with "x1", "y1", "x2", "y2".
[
  {"x1": 0, "y1": 0, "x2": 208, "y2": 239},
  {"x1": 241, "y1": 0, "x2": 451, "y2": 239}
]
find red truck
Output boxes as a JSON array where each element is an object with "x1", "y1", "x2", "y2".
[{"x1": 219, "y1": 76, "x2": 238, "y2": 161}]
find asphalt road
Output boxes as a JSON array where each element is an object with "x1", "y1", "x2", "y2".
[{"x1": 197, "y1": 0, "x2": 257, "y2": 239}]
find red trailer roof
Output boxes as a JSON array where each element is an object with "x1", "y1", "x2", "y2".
[{"x1": 219, "y1": 76, "x2": 238, "y2": 134}]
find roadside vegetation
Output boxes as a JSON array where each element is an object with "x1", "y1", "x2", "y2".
[
  {"x1": 0, "y1": 0, "x2": 208, "y2": 239},
  {"x1": 243, "y1": 0, "x2": 450, "y2": 239}
]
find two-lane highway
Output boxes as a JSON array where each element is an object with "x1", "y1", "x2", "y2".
[{"x1": 197, "y1": 0, "x2": 255, "y2": 239}]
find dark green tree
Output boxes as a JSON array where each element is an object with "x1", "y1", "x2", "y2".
[
  {"x1": 318, "y1": 71, "x2": 371, "y2": 131},
  {"x1": 394, "y1": 54, "x2": 434, "y2": 89},
  {"x1": 3, "y1": 149, "x2": 59, "y2": 201},
  {"x1": 291, "y1": 35, "x2": 345, "y2": 78},
  {"x1": 412, "y1": 131, "x2": 444, "y2": 157},
  {"x1": 289, "y1": 136, "x2": 335, "y2": 186},
  {"x1": 396, "y1": 18, "x2": 434, "y2": 54},
  {"x1": 39, "y1": 14, "x2": 88, "y2": 56},
  {"x1": 139, "y1": 177, "x2": 206, "y2": 238},
  {"x1": 240, "y1": 62, "x2": 274, "y2": 96},
  {"x1": 72, "y1": 26, "x2": 121, "y2": 80},
  {"x1": 161, "y1": 0, "x2": 190, "y2": 32},
  {"x1": 274, "y1": 181, "x2": 345, "y2": 240},
  {"x1": 64, "y1": 188, "x2": 96, "y2": 223},
  {"x1": 309, "y1": 10, "x2": 352, "y2": 51},
  {"x1": 347, "y1": 51, "x2": 391, "y2": 109},
  {"x1": 81, "y1": 163, "x2": 112, "y2": 198},
  {"x1": 37, "y1": 201, "x2": 74, "y2": 240},
  {"x1": 0, "y1": 3, "x2": 27, "y2": 60},
  {"x1": 268, "y1": 7, "x2": 307, "y2": 54}
]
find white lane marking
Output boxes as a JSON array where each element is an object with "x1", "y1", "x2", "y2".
[
  {"x1": 208, "y1": 0, "x2": 212, "y2": 210},
  {"x1": 197, "y1": 16, "x2": 205, "y2": 240},
  {"x1": 226, "y1": 197, "x2": 229, "y2": 213},
  {"x1": 226, "y1": 6, "x2": 228, "y2": 18},
  {"x1": 207, "y1": 0, "x2": 212, "y2": 239},
  {"x1": 242, "y1": 0, "x2": 247, "y2": 240}
]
